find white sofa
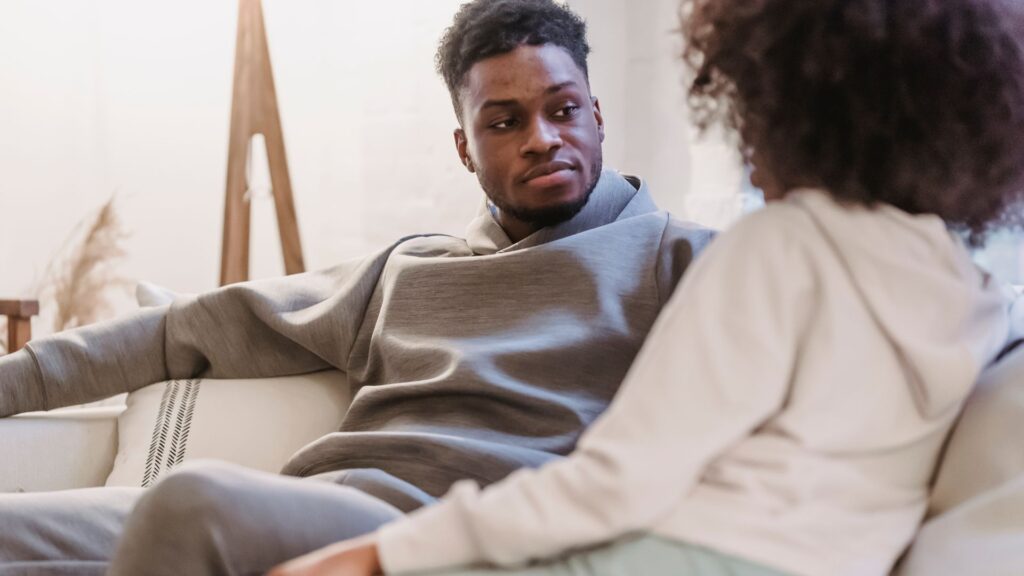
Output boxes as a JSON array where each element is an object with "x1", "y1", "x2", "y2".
[
  {"x1": 0, "y1": 370, "x2": 352, "y2": 493},
  {"x1": 0, "y1": 282, "x2": 356, "y2": 493},
  {"x1": 0, "y1": 406, "x2": 122, "y2": 492}
]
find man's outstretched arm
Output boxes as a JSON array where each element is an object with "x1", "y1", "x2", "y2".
[
  {"x1": 0, "y1": 241, "x2": 400, "y2": 417},
  {"x1": 0, "y1": 306, "x2": 170, "y2": 417}
]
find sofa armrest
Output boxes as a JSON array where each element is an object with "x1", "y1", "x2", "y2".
[{"x1": 0, "y1": 406, "x2": 122, "y2": 492}]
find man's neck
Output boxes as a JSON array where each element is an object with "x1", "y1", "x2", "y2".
[{"x1": 490, "y1": 206, "x2": 542, "y2": 243}]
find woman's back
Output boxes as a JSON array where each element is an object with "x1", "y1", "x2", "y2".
[
  {"x1": 658, "y1": 189, "x2": 1008, "y2": 576},
  {"x1": 373, "y1": 187, "x2": 1009, "y2": 576}
]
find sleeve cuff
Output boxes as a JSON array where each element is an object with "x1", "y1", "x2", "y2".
[{"x1": 0, "y1": 348, "x2": 45, "y2": 416}]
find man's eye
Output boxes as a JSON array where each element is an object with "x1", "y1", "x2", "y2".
[
  {"x1": 490, "y1": 118, "x2": 517, "y2": 129},
  {"x1": 554, "y1": 105, "x2": 580, "y2": 118}
]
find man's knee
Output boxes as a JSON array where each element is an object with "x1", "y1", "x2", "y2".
[{"x1": 132, "y1": 461, "x2": 247, "y2": 533}]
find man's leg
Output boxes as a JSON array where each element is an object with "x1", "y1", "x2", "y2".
[
  {"x1": 108, "y1": 461, "x2": 409, "y2": 576},
  {"x1": 0, "y1": 486, "x2": 143, "y2": 576}
]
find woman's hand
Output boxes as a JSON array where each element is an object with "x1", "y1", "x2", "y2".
[{"x1": 267, "y1": 535, "x2": 382, "y2": 576}]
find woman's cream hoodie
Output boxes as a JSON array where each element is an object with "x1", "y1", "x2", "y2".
[{"x1": 378, "y1": 189, "x2": 1010, "y2": 576}]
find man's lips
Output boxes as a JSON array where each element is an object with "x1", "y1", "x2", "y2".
[{"x1": 520, "y1": 160, "x2": 576, "y2": 183}]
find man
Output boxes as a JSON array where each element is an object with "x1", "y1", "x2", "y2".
[{"x1": 0, "y1": 1, "x2": 712, "y2": 574}]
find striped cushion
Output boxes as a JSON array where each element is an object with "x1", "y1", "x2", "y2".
[
  {"x1": 141, "y1": 378, "x2": 202, "y2": 487},
  {"x1": 104, "y1": 371, "x2": 351, "y2": 487}
]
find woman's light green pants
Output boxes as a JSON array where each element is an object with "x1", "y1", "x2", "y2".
[{"x1": 416, "y1": 535, "x2": 791, "y2": 576}]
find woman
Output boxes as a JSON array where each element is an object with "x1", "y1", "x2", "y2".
[{"x1": 273, "y1": 0, "x2": 1024, "y2": 574}]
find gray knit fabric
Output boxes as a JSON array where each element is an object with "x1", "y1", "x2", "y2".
[{"x1": 0, "y1": 170, "x2": 713, "y2": 500}]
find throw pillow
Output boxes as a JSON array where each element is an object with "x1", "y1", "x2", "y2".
[
  {"x1": 927, "y1": 342, "x2": 1024, "y2": 514},
  {"x1": 898, "y1": 343, "x2": 1024, "y2": 575},
  {"x1": 105, "y1": 370, "x2": 350, "y2": 487},
  {"x1": 135, "y1": 280, "x2": 182, "y2": 307}
]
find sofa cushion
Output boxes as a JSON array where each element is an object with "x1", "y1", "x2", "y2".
[
  {"x1": 105, "y1": 370, "x2": 351, "y2": 487},
  {"x1": 928, "y1": 341, "x2": 1024, "y2": 514},
  {"x1": 897, "y1": 342, "x2": 1024, "y2": 575}
]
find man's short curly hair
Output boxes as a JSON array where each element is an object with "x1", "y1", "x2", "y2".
[
  {"x1": 437, "y1": 0, "x2": 591, "y2": 122},
  {"x1": 682, "y1": 0, "x2": 1024, "y2": 244}
]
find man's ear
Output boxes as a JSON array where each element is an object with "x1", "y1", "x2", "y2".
[
  {"x1": 592, "y1": 97, "x2": 605, "y2": 143},
  {"x1": 454, "y1": 128, "x2": 475, "y2": 173}
]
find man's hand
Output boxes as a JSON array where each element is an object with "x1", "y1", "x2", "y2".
[{"x1": 268, "y1": 534, "x2": 382, "y2": 576}]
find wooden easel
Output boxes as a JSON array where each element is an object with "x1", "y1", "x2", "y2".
[{"x1": 220, "y1": 0, "x2": 305, "y2": 286}]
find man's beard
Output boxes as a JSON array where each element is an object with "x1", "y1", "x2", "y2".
[{"x1": 485, "y1": 157, "x2": 603, "y2": 229}]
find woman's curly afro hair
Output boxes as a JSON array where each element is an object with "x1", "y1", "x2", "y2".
[{"x1": 682, "y1": 0, "x2": 1024, "y2": 245}]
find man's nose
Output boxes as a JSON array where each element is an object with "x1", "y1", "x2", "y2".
[{"x1": 521, "y1": 118, "x2": 563, "y2": 156}]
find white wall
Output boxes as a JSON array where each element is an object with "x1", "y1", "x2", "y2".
[
  {"x1": 0, "y1": 0, "x2": 744, "y2": 305},
  {"x1": 574, "y1": 0, "x2": 744, "y2": 221}
]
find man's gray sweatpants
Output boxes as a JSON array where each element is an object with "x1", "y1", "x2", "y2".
[{"x1": 0, "y1": 461, "x2": 434, "y2": 576}]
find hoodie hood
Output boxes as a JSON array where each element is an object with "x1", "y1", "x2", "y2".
[
  {"x1": 463, "y1": 169, "x2": 657, "y2": 255},
  {"x1": 787, "y1": 189, "x2": 1010, "y2": 418}
]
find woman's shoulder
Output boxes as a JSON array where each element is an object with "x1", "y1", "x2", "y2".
[
  {"x1": 725, "y1": 187, "x2": 932, "y2": 252},
  {"x1": 716, "y1": 190, "x2": 827, "y2": 250}
]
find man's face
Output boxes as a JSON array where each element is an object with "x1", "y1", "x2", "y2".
[{"x1": 455, "y1": 44, "x2": 604, "y2": 238}]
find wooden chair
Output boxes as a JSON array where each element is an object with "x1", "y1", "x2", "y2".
[{"x1": 0, "y1": 299, "x2": 39, "y2": 353}]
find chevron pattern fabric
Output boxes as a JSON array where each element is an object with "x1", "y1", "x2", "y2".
[{"x1": 141, "y1": 379, "x2": 202, "y2": 488}]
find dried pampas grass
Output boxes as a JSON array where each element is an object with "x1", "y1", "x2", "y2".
[{"x1": 37, "y1": 196, "x2": 134, "y2": 334}]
